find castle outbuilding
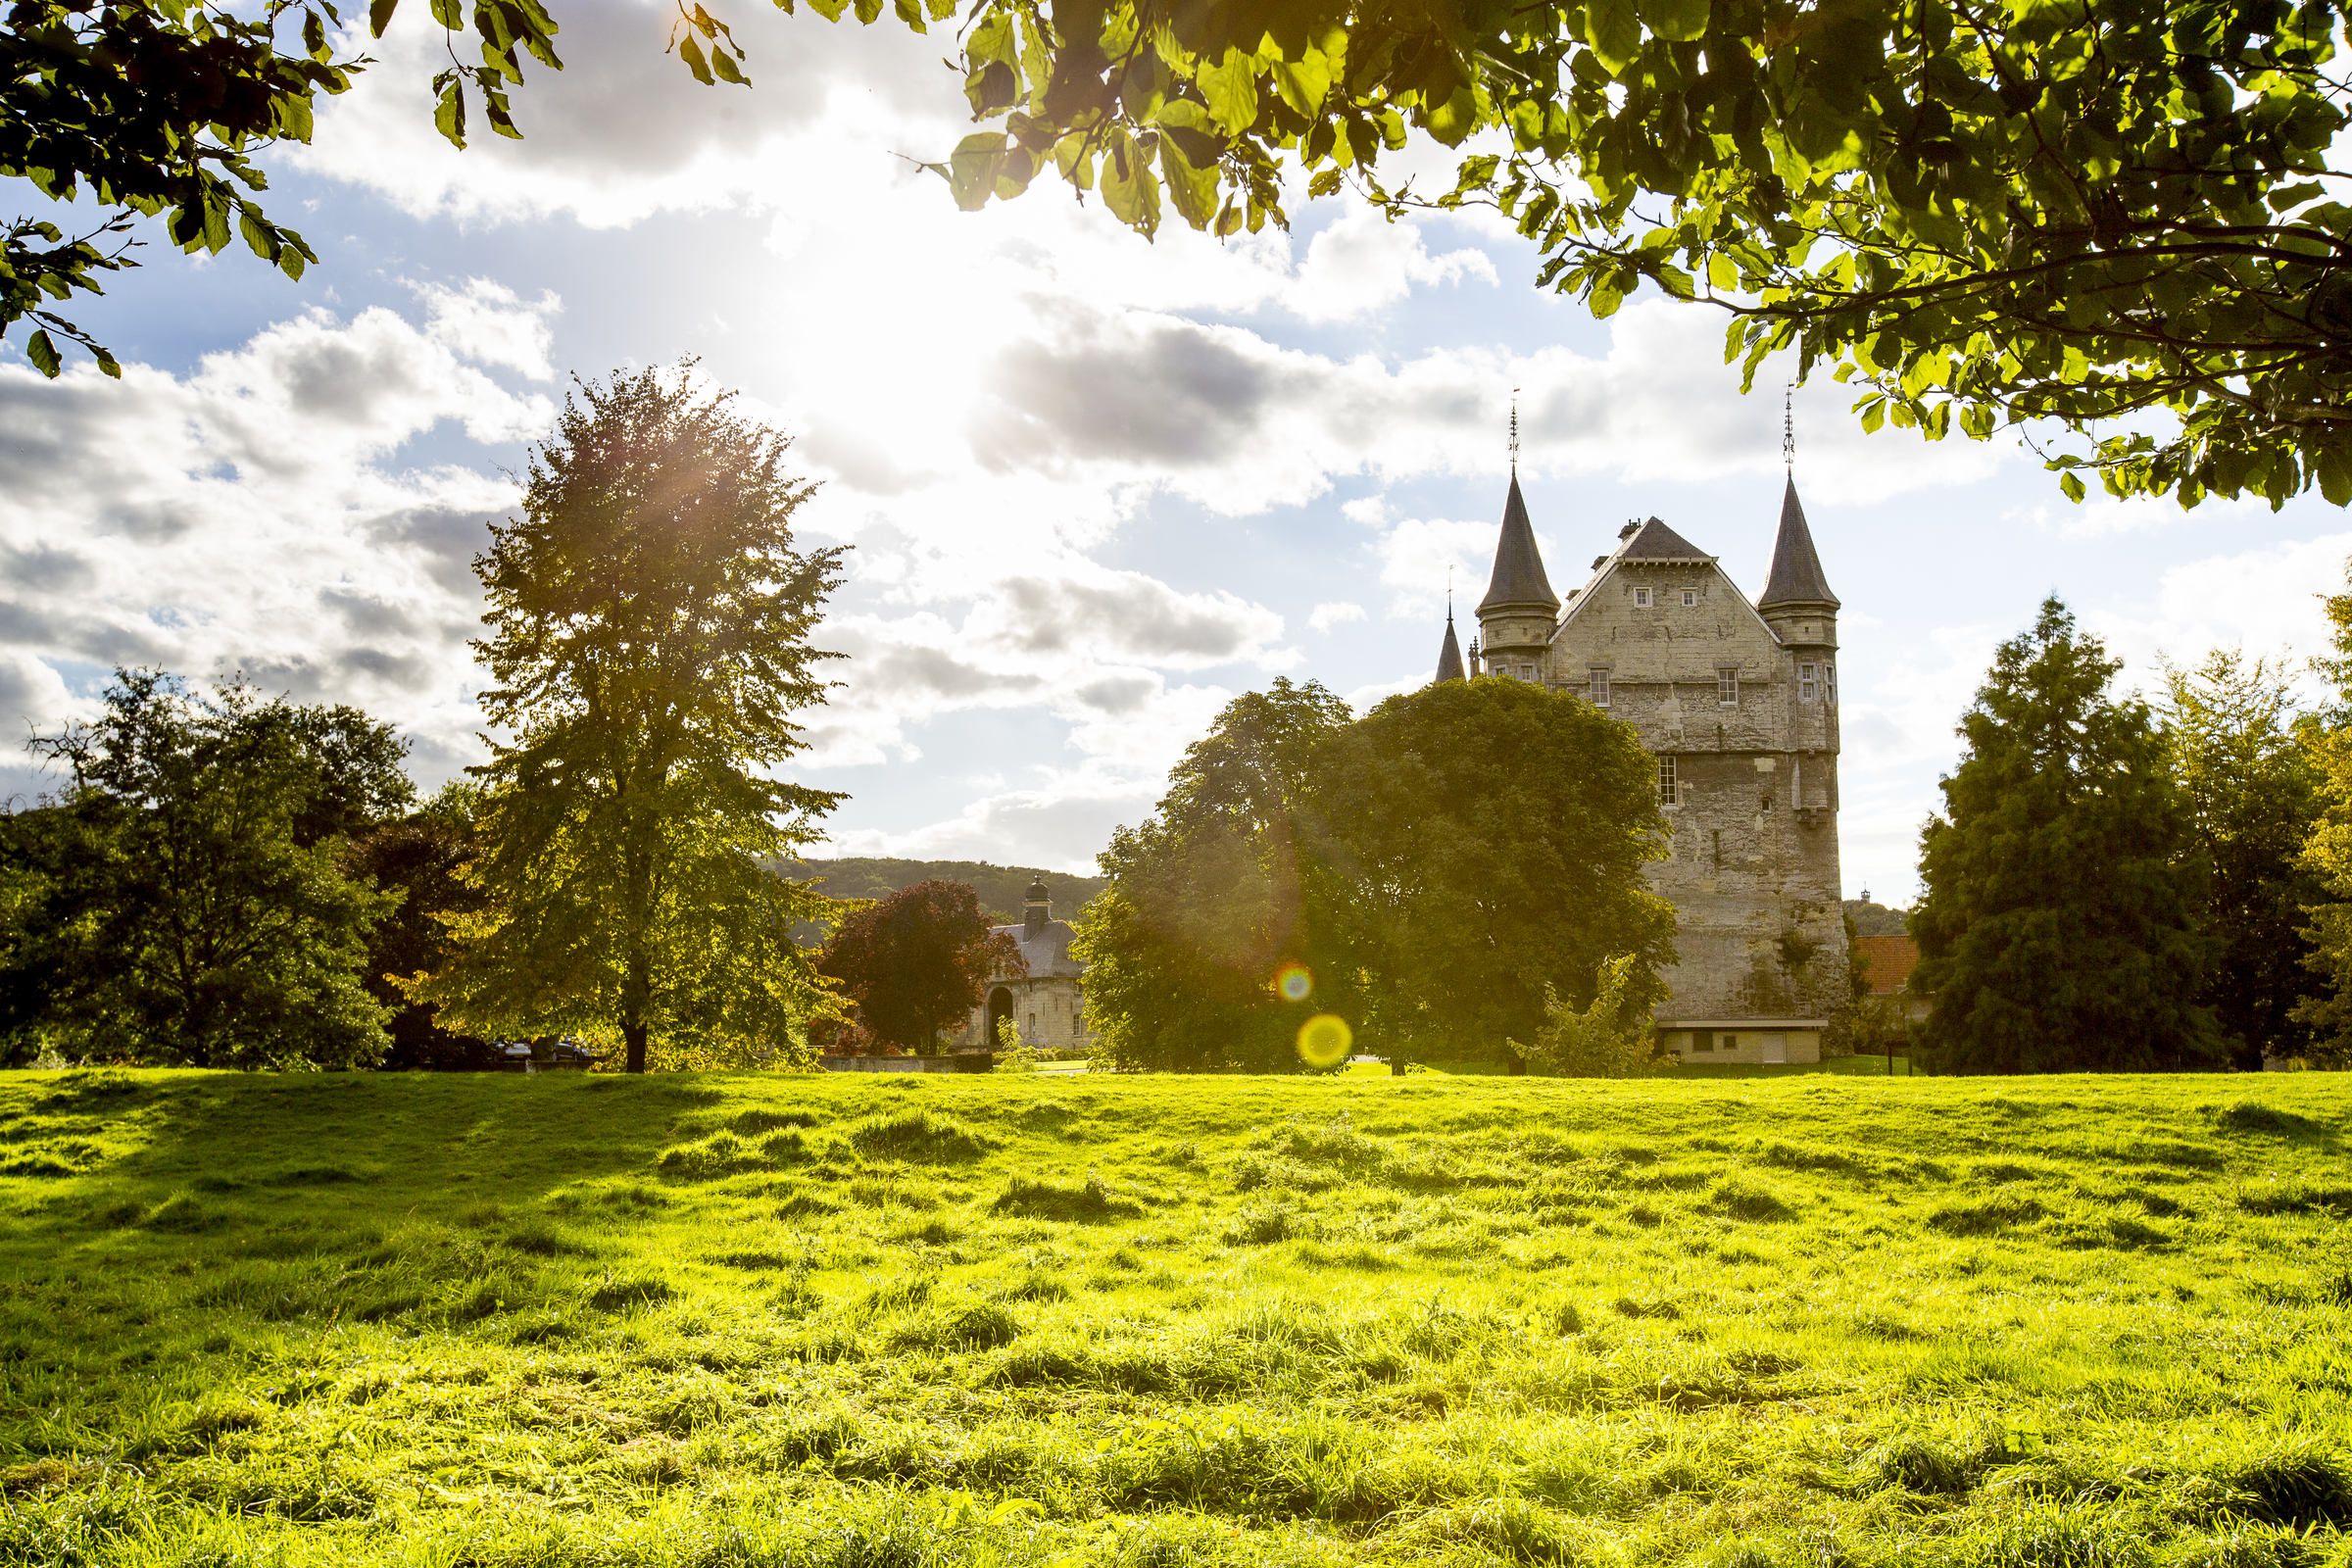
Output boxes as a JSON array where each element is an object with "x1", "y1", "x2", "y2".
[
  {"x1": 954, "y1": 879, "x2": 1099, "y2": 1053},
  {"x1": 1442, "y1": 472, "x2": 1850, "y2": 1064}
]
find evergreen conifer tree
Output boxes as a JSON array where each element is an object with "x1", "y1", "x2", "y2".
[
  {"x1": 1913, "y1": 599, "x2": 2221, "y2": 1073},
  {"x1": 2159, "y1": 649, "x2": 2327, "y2": 1070}
]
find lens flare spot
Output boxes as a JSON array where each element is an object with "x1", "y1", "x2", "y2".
[
  {"x1": 1296, "y1": 1013, "x2": 1352, "y2": 1068},
  {"x1": 1275, "y1": 963, "x2": 1313, "y2": 1003}
]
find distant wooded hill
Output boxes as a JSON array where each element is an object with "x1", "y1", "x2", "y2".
[
  {"x1": 782, "y1": 858, "x2": 1108, "y2": 926},
  {"x1": 1843, "y1": 899, "x2": 1913, "y2": 937}
]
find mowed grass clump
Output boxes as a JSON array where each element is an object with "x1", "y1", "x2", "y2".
[{"x1": 0, "y1": 1069, "x2": 2348, "y2": 1568}]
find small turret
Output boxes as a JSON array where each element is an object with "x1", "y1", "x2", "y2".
[
  {"x1": 1476, "y1": 474, "x2": 1558, "y2": 680},
  {"x1": 1756, "y1": 476, "x2": 1838, "y2": 650},
  {"x1": 1023, "y1": 878, "x2": 1050, "y2": 940}
]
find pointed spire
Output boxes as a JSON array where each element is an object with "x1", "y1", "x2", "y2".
[
  {"x1": 1435, "y1": 607, "x2": 1465, "y2": 682},
  {"x1": 1757, "y1": 475, "x2": 1839, "y2": 609},
  {"x1": 1508, "y1": 387, "x2": 1521, "y2": 474},
  {"x1": 1477, "y1": 473, "x2": 1559, "y2": 616}
]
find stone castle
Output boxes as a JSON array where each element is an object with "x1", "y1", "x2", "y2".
[{"x1": 1440, "y1": 471, "x2": 1849, "y2": 1064}]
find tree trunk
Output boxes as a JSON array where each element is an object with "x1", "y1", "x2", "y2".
[{"x1": 624, "y1": 1019, "x2": 648, "y2": 1074}]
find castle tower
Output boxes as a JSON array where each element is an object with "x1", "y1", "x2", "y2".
[
  {"x1": 1755, "y1": 476, "x2": 1841, "y2": 800},
  {"x1": 1442, "y1": 465, "x2": 1850, "y2": 1065},
  {"x1": 1475, "y1": 474, "x2": 1558, "y2": 680},
  {"x1": 1023, "y1": 878, "x2": 1051, "y2": 939}
]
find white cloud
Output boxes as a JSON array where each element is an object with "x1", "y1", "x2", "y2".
[
  {"x1": 1283, "y1": 208, "x2": 1497, "y2": 323},
  {"x1": 1308, "y1": 601, "x2": 1366, "y2": 631},
  {"x1": 0, "y1": 298, "x2": 556, "y2": 792}
]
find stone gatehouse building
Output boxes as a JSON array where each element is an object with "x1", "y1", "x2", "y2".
[
  {"x1": 1442, "y1": 472, "x2": 1850, "y2": 1064},
  {"x1": 953, "y1": 879, "x2": 1099, "y2": 1053}
]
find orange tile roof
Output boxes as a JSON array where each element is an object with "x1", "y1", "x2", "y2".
[{"x1": 1854, "y1": 935, "x2": 1920, "y2": 995}]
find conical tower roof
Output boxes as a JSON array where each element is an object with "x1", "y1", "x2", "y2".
[
  {"x1": 1756, "y1": 476, "x2": 1838, "y2": 609},
  {"x1": 1435, "y1": 612, "x2": 1465, "y2": 682},
  {"x1": 1476, "y1": 474, "x2": 1559, "y2": 616}
]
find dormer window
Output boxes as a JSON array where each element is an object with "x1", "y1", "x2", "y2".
[{"x1": 1634, "y1": 587, "x2": 1652, "y2": 608}]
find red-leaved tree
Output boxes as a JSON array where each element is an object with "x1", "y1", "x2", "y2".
[{"x1": 815, "y1": 880, "x2": 1023, "y2": 1054}]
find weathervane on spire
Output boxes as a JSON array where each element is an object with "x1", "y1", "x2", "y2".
[
  {"x1": 1509, "y1": 387, "x2": 1521, "y2": 474},
  {"x1": 1783, "y1": 381, "x2": 1795, "y2": 474}
]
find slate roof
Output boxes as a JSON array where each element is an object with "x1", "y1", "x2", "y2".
[
  {"x1": 1476, "y1": 474, "x2": 1559, "y2": 614},
  {"x1": 1435, "y1": 613, "x2": 1466, "y2": 682},
  {"x1": 1617, "y1": 516, "x2": 1716, "y2": 564},
  {"x1": 1757, "y1": 477, "x2": 1839, "y2": 609},
  {"x1": 993, "y1": 917, "x2": 1085, "y2": 979}
]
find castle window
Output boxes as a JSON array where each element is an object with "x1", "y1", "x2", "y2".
[
  {"x1": 1800, "y1": 662, "x2": 1818, "y2": 703},
  {"x1": 1717, "y1": 668, "x2": 1740, "y2": 707},
  {"x1": 1657, "y1": 755, "x2": 1678, "y2": 805},
  {"x1": 1825, "y1": 663, "x2": 1837, "y2": 706},
  {"x1": 1590, "y1": 667, "x2": 1611, "y2": 707},
  {"x1": 1521, "y1": 663, "x2": 1537, "y2": 681},
  {"x1": 1682, "y1": 590, "x2": 1697, "y2": 607},
  {"x1": 1634, "y1": 587, "x2": 1652, "y2": 608},
  {"x1": 1691, "y1": 1033, "x2": 1713, "y2": 1053}
]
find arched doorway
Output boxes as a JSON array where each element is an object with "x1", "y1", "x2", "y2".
[{"x1": 987, "y1": 987, "x2": 1015, "y2": 1049}]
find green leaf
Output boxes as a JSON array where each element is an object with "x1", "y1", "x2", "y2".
[
  {"x1": 1307, "y1": 167, "x2": 1344, "y2": 198},
  {"x1": 1198, "y1": 47, "x2": 1257, "y2": 135},
  {"x1": 369, "y1": 0, "x2": 398, "y2": 35},
  {"x1": 1583, "y1": 0, "x2": 1641, "y2": 74},
  {"x1": 2058, "y1": 470, "x2": 2085, "y2": 502},
  {"x1": 1638, "y1": 0, "x2": 1707, "y2": 44},
  {"x1": 434, "y1": 76, "x2": 466, "y2": 146},
  {"x1": 947, "y1": 131, "x2": 1007, "y2": 211},
  {"x1": 676, "y1": 32, "x2": 715, "y2": 84},
  {"x1": 25, "y1": 330, "x2": 62, "y2": 378},
  {"x1": 1100, "y1": 136, "x2": 1162, "y2": 235},
  {"x1": 238, "y1": 210, "x2": 278, "y2": 261},
  {"x1": 710, "y1": 47, "x2": 747, "y2": 83}
]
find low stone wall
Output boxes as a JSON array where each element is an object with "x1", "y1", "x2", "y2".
[{"x1": 819, "y1": 1054, "x2": 995, "y2": 1074}]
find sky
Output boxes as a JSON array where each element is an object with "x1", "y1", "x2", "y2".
[{"x1": 4, "y1": 1, "x2": 2349, "y2": 904}]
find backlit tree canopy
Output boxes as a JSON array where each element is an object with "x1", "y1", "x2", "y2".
[
  {"x1": 873, "y1": 0, "x2": 2352, "y2": 511},
  {"x1": 11, "y1": 0, "x2": 2348, "y2": 511}
]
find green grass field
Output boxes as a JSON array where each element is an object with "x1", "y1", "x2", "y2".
[{"x1": 2, "y1": 1069, "x2": 2348, "y2": 1568}]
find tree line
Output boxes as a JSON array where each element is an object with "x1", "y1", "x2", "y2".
[
  {"x1": 2, "y1": 369, "x2": 850, "y2": 1072},
  {"x1": 1908, "y1": 594, "x2": 2352, "y2": 1074}
]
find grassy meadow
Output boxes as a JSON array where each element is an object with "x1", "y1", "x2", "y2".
[{"x1": 1, "y1": 1068, "x2": 2348, "y2": 1568}]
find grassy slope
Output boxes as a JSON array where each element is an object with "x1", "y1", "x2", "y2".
[{"x1": 1, "y1": 1070, "x2": 2348, "y2": 1568}]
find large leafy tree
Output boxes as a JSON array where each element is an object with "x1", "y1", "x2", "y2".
[
  {"x1": 1074, "y1": 677, "x2": 1355, "y2": 1072},
  {"x1": 1912, "y1": 598, "x2": 2222, "y2": 1072},
  {"x1": 810, "y1": 0, "x2": 2347, "y2": 511},
  {"x1": 1307, "y1": 676, "x2": 1675, "y2": 1059},
  {"x1": 407, "y1": 368, "x2": 846, "y2": 1074},
  {"x1": 2, "y1": 668, "x2": 403, "y2": 1067},
  {"x1": 815, "y1": 878, "x2": 1021, "y2": 1053},
  {"x1": 2158, "y1": 647, "x2": 2326, "y2": 1070}
]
